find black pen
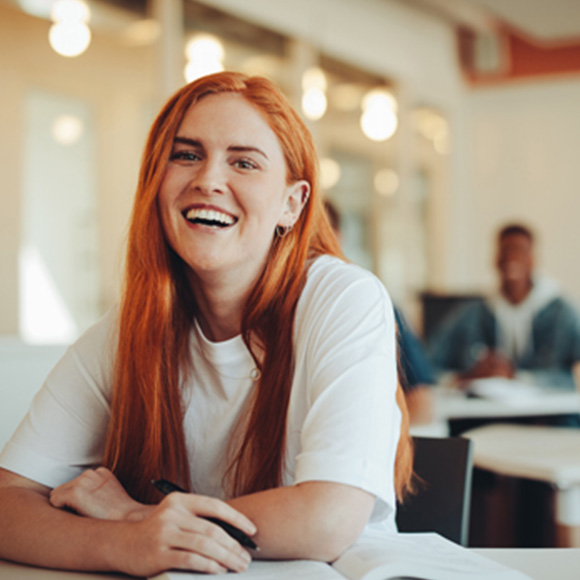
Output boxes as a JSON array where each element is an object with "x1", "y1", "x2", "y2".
[{"x1": 151, "y1": 478, "x2": 259, "y2": 551}]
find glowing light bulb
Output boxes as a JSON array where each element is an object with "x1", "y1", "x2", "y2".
[
  {"x1": 49, "y1": 21, "x2": 91, "y2": 57},
  {"x1": 360, "y1": 88, "x2": 398, "y2": 142},
  {"x1": 300, "y1": 67, "x2": 328, "y2": 121},
  {"x1": 302, "y1": 88, "x2": 327, "y2": 121},
  {"x1": 185, "y1": 34, "x2": 224, "y2": 62},
  {"x1": 48, "y1": 0, "x2": 91, "y2": 58},
  {"x1": 360, "y1": 106, "x2": 398, "y2": 141},
  {"x1": 184, "y1": 34, "x2": 225, "y2": 83}
]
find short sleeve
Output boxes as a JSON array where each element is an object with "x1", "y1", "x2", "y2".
[
  {"x1": 290, "y1": 258, "x2": 400, "y2": 524},
  {"x1": 0, "y1": 310, "x2": 117, "y2": 488}
]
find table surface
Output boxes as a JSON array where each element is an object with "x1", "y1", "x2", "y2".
[
  {"x1": 463, "y1": 423, "x2": 580, "y2": 487},
  {"x1": 2, "y1": 549, "x2": 580, "y2": 580},
  {"x1": 473, "y1": 548, "x2": 580, "y2": 580},
  {"x1": 0, "y1": 560, "x2": 129, "y2": 579},
  {"x1": 432, "y1": 382, "x2": 580, "y2": 420}
]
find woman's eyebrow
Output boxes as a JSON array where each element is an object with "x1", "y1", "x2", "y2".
[
  {"x1": 228, "y1": 145, "x2": 269, "y2": 160},
  {"x1": 174, "y1": 136, "x2": 202, "y2": 147},
  {"x1": 173, "y1": 138, "x2": 268, "y2": 160}
]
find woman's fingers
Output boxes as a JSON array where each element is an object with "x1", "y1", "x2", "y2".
[
  {"x1": 159, "y1": 494, "x2": 254, "y2": 563},
  {"x1": 145, "y1": 493, "x2": 255, "y2": 573},
  {"x1": 170, "y1": 526, "x2": 251, "y2": 573},
  {"x1": 164, "y1": 492, "x2": 257, "y2": 537},
  {"x1": 188, "y1": 514, "x2": 252, "y2": 561},
  {"x1": 113, "y1": 501, "x2": 253, "y2": 576},
  {"x1": 49, "y1": 467, "x2": 145, "y2": 521},
  {"x1": 49, "y1": 470, "x2": 103, "y2": 510},
  {"x1": 165, "y1": 549, "x2": 229, "y2": 575}
]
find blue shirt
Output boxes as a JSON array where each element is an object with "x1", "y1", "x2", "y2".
[{"x1": 428, "y1": 297, "x2": 580, "y2": 389}]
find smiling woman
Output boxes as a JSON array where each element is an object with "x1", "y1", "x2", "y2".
[
  {"x1": 157, "y1": 91, "x2": 308, "y2": 325},
  {"x1": 0, "y1": 72, "x2": 413, "y2": 577}
]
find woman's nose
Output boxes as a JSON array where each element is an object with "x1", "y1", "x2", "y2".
[{"x1": 192, "y1": 159, "x2": 226, "y2": 195}]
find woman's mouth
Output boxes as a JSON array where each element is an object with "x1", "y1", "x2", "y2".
[{"x1": 183, "y1": 207, "x2": 238, "y2": 228}]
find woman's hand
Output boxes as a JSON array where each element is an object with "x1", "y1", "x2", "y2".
[
  {"x1": 49, "y1": 467, "x2": 150, "y2": 521},
  {"x1": 108, "y1": 492, "x2": 256, "y2": 576}
]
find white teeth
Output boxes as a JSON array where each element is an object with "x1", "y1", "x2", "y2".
[{"x1": 185, "y1": 208, "x2": 235, "y2": 226}]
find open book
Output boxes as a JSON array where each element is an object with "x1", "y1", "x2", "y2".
[{"x1": 150, "y1": 532, "x2": 531, "y2": 580}]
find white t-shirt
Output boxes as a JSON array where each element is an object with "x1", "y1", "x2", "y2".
[{"x1": 0, "y1": 255, "x2": 401, "y2": 533}]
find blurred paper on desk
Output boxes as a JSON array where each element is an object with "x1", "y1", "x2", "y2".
[{"x1": 466, "y1": 378, "x2": 543, "y2": 403}]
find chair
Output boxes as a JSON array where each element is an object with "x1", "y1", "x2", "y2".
[
  {"x1": 420, "y1": 292, "x2": 483, "y2": 343},
  {"x1": 396, "y1": 436, "x2": 474, "y2": 546}
]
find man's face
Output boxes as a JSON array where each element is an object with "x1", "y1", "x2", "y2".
[{"x1": 496, "y1": 233, "x2": 534, "y2": 286}]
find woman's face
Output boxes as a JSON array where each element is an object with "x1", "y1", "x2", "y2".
[{"x1": 158, "y1": 92, "x2": 308, "y2": 290}]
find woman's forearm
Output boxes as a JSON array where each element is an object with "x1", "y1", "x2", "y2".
[
  {"x1": 228, "y1": 481, "x2": 375, "y2": 562},
  {"x1": 0, "y1": 471, "x2": 374, "y2": 570},
  {"x1": 0, "y1": 484, "x2": 124, "y2": 571},
  {"x1": 0, "y1": 471, "x2": 255, "y2": 576}
]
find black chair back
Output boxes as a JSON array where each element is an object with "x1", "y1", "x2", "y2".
[
  {"x1": 421, "y1": 292, "x2": 483, "y2": 342},
  {"x1": 396, "y1": 436, "x2": 474, "y2": 546}
]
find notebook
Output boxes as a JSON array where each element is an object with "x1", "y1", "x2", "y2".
[{"x1": 150, "y1": 532, "x2": 531, "y2": 580}]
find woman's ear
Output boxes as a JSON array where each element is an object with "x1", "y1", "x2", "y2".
[{"x1": 278, "y1": 180, "x2": 311, "y2": 228}]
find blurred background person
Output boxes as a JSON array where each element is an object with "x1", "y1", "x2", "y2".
[
  {"x1": 430, "y1": 224, "x2": 580, "y2": 388},
  {"x1": 429, "y1": 223, "x2": 580, "y2": 427}
]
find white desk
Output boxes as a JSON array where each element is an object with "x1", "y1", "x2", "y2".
[
  {"x1": 433, "y1": 384, "x2": 580, "y2": 421},
  {"x1": 0, "y1": 560, "x2": 129, "y2": 579},
  {"x1": 464, "y1": 424, "x2": 580, "y2": 530},
  {"x1": 410, "y1": 385, "x2": 580, "y2": 438},
  {"x1": 472, "y1": 548, "x2": 580, "y2": 580},
  {"x1": 2, "y1": 550, "x2": 580, "y2": 580}
]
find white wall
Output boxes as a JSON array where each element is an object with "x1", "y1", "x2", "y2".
[
  {"x1": 0, "y1": 4, "x2": 154, "y2": 334},
  {"x1": 449, "y1": 78, "x2": 580, "y2": 305}
]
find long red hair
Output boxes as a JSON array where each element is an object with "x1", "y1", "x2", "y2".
[{"x1": 103, "y1": 72, "x2": 413, "y2": 503}]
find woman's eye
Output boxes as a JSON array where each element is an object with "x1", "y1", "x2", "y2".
[
  {"x1": 234, "y1": 159, "x2": 258, "y2": 170},
  {"x1": 170, "y1": 150, "x2": 200, "y2": 162}
]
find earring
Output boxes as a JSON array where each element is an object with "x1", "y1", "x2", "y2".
[{"x1": 276, "y1": 224, "x2": 293, "y2": 238}]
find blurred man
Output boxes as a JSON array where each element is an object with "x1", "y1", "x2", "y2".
[{"x1": 430, "y1": 224, "x2": 580, "y2": 390}]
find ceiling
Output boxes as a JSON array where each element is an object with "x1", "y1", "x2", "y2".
[
  {"x1": 8, "y1": 0, "x2": 580, "y2": 44},
  {"x1": 468, "y1": 0, "x2": 580, "y2": 42},
  {"x1": 404, "y1": 0, "x2": 580, "y2": 43}
]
